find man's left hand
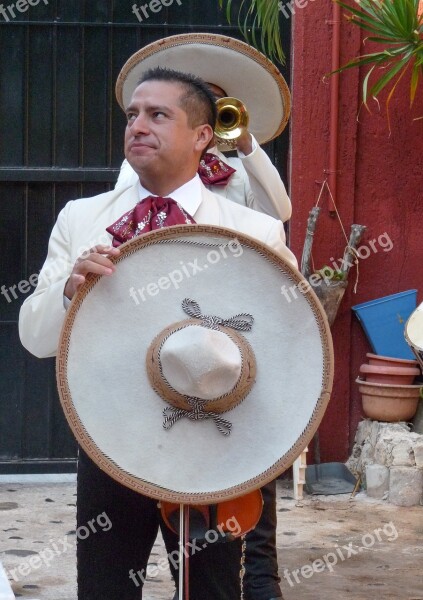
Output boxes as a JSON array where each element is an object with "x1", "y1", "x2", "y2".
[{"x1": 236, "y1": 130, "x2": 253, "y2": 155}]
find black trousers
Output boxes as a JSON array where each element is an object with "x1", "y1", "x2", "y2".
[
  {"x1": 76, "y1": 449, "x2": 242, "y2": 600},
  {"x1": 243, "y1": 480, "x2": 282, "y2": 600},
  {"x1": 167, "y1": 481, "x2": 283, "y2": 600}
]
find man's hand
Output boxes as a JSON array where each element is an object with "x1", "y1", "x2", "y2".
[
  {"x1": 64, "y1": 245, "x2": 121, "y2": 300},
  {"x1": 236, "y1": 130, "x2": 253, "y2": 155}
]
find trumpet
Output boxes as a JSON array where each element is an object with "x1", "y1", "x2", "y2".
[{"x1": 215, "y1": 97, "x2": 249, "y2": 149}]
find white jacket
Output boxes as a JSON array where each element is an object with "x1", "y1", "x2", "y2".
[{"x1": 19, "y1": 183, "x2": 297, "y2": 359}]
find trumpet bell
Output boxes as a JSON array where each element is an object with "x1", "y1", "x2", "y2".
[{"x1": 215, "y1": 97, "x2": 249, "y2": 147}]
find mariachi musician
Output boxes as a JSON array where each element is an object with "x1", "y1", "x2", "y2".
[
  {"x1": 114, "y1": 33, "x2": 293, "y2": 600},
  {"x1": 115, "y1": 36, "x2": 292, "y2": 226},
  {"x1": 19, "y1": 35, "x2": 297, "y2": 600}
]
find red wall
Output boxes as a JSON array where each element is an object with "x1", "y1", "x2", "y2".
[{"x1": 289, "y1": 0, "x2": 423, "y2": 462}]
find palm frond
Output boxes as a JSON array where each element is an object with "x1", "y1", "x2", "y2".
[
  {"x1": 218, "y1": 0, "x2": 286, "y2": 64},
  {"x1": 331, "y1": 0, "x2": 423, "y2": 106}
]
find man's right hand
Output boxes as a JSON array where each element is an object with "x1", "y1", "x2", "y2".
[{"x1": 64, "y1": 245, "x2": 121, "y2": 300}]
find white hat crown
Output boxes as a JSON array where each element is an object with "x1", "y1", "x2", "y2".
[{"x1": 160, "y1": 325, "x2": 242, "y2": 400}]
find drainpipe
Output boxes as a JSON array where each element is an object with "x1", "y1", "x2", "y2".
[{"x1": 326, "y1": 1, "x2": 341, "y2": 213}]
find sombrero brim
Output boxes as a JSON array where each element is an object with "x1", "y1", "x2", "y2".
[
  {"x1": 57, "y1": 225, "x2": 333, "y2": 504},
  {"x1": 115, "y1": 33, "x2": 291, "y2": 145},
  {"x1": 405, "y1": 301, "x2": 423, "y2": 369}
]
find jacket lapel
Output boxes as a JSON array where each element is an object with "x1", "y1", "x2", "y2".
[
  {"x1": 193, "y1": 185, "x2": 221, "y2": 226},
  {"x1": 110, "y1": 183, "x2": 142, "y2": 219}
]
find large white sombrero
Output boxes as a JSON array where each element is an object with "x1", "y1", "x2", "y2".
[
  {"x1": 56, "y1": 226, "x2": 333, "y2": 504},
  {"x1": 115, "y1": 33, "x2": 291, "y2": 144},
  {"x1": 405, "y1": 301, "x2": 423, "y2": 370}
]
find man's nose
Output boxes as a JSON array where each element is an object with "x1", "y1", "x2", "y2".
[{"x1": 129, "y1": 112, "x2": 149, "y2": 135}]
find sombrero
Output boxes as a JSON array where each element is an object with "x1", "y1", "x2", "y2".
[
  {"x1": 405, "y1": 301, "x2": 423, "y2": 370},
  {"x1": 56, "y1": 225, "x2": 333, "y2": 504},
  {"x1": 115, "y1": 33, "x2": 291, "y2": 144}
]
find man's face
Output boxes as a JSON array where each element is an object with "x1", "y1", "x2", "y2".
[{"x1": 124, "y1": 80, "x2": 212, "y2": 189}]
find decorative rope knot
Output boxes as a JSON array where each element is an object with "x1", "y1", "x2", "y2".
[
  {"x1": 182, "y1": 298, "x2": 254, "y2": 332},
  {"x1": 163, "y1": 397, "x2": 232, "y2": 436},
  {"x1": 187, "y1": 397, "x2": 208, "y2": 420}
]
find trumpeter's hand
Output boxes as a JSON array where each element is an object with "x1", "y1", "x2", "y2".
[{"x1": 235, "y1": 130, "x2": 253, "y2": 155}]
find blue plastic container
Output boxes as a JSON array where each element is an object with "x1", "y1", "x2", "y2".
[{"x1": 352, "y1": 290, "x2": 418, "y2": 359}]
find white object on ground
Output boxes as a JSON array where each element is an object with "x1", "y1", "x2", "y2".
[
  {"x1": 293, "y1": 447, "x2": 308, "y2": 500},
  {"x1": 0, "y1": 561, "x2": 15, "y2": 600}
]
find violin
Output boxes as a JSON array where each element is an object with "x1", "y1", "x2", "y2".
[{"x1": 160, "y1": 488, "x2": 263, "y2": 541}]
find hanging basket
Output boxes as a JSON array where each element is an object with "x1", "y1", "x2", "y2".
[
  {"x1": 311, "y1": 279, "x2": 349, "y2": 327},
  {"x1": 301, "y1": 206, "x2": 366, "y2": 327}
]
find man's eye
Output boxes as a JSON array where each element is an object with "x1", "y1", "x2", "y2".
[
  {"x1": 126, "y1": 112, "x2": 137, "y2": 122},
  {"x1": 153, "y1": 111, "x2": 166, "y2": 118}
]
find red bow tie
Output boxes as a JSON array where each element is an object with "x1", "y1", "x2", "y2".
[
  {"x1": 106, "y1": 195, "x2": 196, "y2": 247},
  {"x1": 197, "y1": 153, "x2": 236, "y2": 186}
]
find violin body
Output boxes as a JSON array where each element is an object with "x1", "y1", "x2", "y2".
[{"x1": 160, "y1": 489, "x2": 263, "y2": 542}]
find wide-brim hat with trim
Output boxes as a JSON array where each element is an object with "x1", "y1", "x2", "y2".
[
  {"x1": 115, "y1": 33, "x2": 291, "y2": 145},
  {"x1": 57, "y1": 226, "x2": 333, "y2": 504}
]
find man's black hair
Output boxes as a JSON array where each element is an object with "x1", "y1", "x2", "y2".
[{"x1": 138, "y1": 67, "x2": 217, "y2": 129}]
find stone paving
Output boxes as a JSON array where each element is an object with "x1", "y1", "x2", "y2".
[{"x1": 0, "y1": 479, "x2": 422, "y2": 600}]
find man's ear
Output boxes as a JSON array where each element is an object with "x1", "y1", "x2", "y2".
[{"x1": 195, "y1": 124, "x2": 214, "y2": 153}]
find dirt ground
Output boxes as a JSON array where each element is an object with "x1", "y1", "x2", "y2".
[{"x1": 0, "y1": 479, "x2": 422, "y2": 600}]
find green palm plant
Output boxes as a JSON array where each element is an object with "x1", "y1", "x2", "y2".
[
  {"x1": 334, "y1": 0, "x2": 423, "y2": 109},
  {"x1": 218, "y1": 0, "x2": 286, "y2": 64}
]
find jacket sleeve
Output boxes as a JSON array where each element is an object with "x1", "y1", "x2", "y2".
[
  {"x1": 18, "y1": 203, "x2": 74, "y2": 359},
  {"x1": 265, "y1": 220, "x2": 298, "y2": 270},
  {"x1": 239, "y1": 139, "x2": 292, "y2": 223}
]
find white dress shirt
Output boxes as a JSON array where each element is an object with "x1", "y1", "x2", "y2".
[{"x1": 136, "y1": 174, "x2": 204, "y2": 218}]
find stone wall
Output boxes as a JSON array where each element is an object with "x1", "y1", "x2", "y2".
[{"x1": 347, "y1": 420, "x2": 423, "y2": 506}]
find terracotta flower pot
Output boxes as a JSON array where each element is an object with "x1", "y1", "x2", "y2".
[
  {"x1": 356, "y1": 378, "x2": 422, "y2": 422},
  {"x1": 366, "y1": 353, "x2": 419, "y2": 368},
  {"x1": 359, "y1": 363, "x2": 420, "y2": 385}
]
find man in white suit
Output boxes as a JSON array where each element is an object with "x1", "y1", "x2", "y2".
[
  {"x1": 114, "y1": 78, "x2": 293, "y2": 600},
  {"x1": 115, "y1": 82, "x2": 292, "y2": 224},
  {"x1": 19, "y1": 68, "x2": 297, "y2": 600}
]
